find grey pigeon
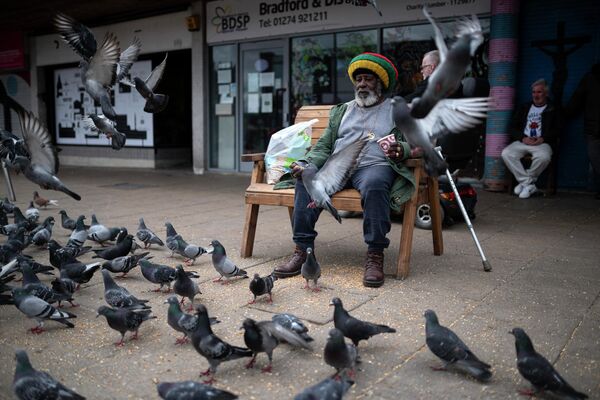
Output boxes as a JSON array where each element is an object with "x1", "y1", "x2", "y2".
[
  {"x1": 87, "y1": 214, "x2": 119, "y2": 245},
  {"x1": 324, "y1": 328, "x2": 359, "y2": 377},
  {"x1": 101, "y1": 269, "x2": 150, "y2": 309},
  {"x1": 12, "y1": 287, "x2": 76, "y2": 333},
  {"x1": 164, "y1": 295, "x2": 220, "y2": 345},
  {"x1": 411, "y1": 8, "x2": 484, "y2": 118},
  {"x1": 140, "y1": 259, "x2": 198, "y2": 292},
  {"x1": 33, "y1": 191, "x2": 58, "y2": 208},
  {"x1": 96, "y1": 305, "x2": 156, "y2": 346},
  {"x1": 31, "y1": 216, "x2": 54, "y2": 246},
  {"x1": 190, "y1": 304, "x2": 253, "y2": 384},
  {"x1": 294, "y1": 374, "x2": 354, "y2": 400},
  {"x1": 116, "y1": 37, "x2": 142, "y2": 81},
  {"x1": 391, "y1": 95, "x2": 492, "y2": 176},
  {"x1": 210, "y1": 240, "x2": 248, "y2": 284},
  {"x1": 21, "y1": 264, "x2": 70, "y2": 306},
  {"x1": 242, "y1": 318, "x2": 312, "y2": 373},
  {"x1": 101, "y1": 252, "x2": 150, "y2": 278},
  {"x1": 84, "y1": 114, "x2": 126, "y2": 150},
  {"x1": 58, "y1": 210, "x2": 76, "y2": 231},
  {"x1": 173, "y1": 265, "x2": 201, "y2": 311},
  {"x1": 301, "y1": 134, "x2": 370, "y2": 223},
  {"x1": 331, "y1": 297, "x2": 396, "y2": 346},
  {"x1": 301, "y1": 247, "x2": 321, "y2": 291},
  {"x1": 13, "y1": 349, "x2": 86, "y2": 400},
  {"x1": 424, "y1": 309, "x2": 492, "y2": 382},
  {"x1": 510, "y1": 327, "x2": 588, "y2": 399},
  {"x1": 164, "y1": 222, "x2": 206, "y2": 264},
  {"x1": 11, "y1": 156, "x2": 81, "y2": 201},
  {"x1": 136, "y1": 218, "x2": 164, "y2": 248},
  {"x1": 157, "y1": 381, "x2": 237, "y2": 400},
  {"x1": 122, "y1": 54, "x2": 169, "y2": 113},
  {"x1": 67, "y1": 216, "x2": 87, "y2": 247},
  {"x1": 54, "y1": 13, "x2": 96, "y2": 60},
  {"x1": 1, "y1": 197, "x2": 16, "y2": 214},
  {"x1": 248, "y1": 272, "x2": 277, "y2": 304},
  {"x1": 25, "y1": 202, "x2": 39, "y2": 222},
  {"x1": 271, "y1": 313, "x2": 314, "y2": 343}
]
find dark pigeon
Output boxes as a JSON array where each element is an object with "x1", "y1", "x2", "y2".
[
  {"x1": 59, "y1": 260, "x2": 100, "y2": 287},
  {"x1": 96, "y1": 305, "x2": 156, "y2": 346},
  {"x1": 101, "y1": 269, "x2": 150, "y2": 309},
  {"x1": 510, "y1": 327, "x2": 588, "y2": 399},
  {"x1": 271, "y1": 313, "x2": 314, "y2": 343},
  {"x1": 424, "y1": 309, "x2": 492, "y2": 382},
  {"x1": 324, "y1": 328, "x2": 359, "y2": 377},
  {"x1": 51, "y1": 278, "x2": 78, "y2": 307},
  {"x1": 124, "y1": 54, "x2": 169, "y2": 114},
  {"x1": 140, "y1": 259, "x2": 178, "y2": 292},
  {"x1": 92, "y1": 232, "x2": 133, "y2": 260},
  {"x1": 156, "y1": 380, "x2": 237, "y2": 400},
  {"x1": 21, "y1": 264, "x2": 71, "y2": 306},
  {"x1": 13, "y1": 349, "x2": 86, "y2": 400},
  {"x1": 331, "y1": 297, "x2": 396, "y2": 346},
  {"x1": 12, "y1": 287, "x2": 76, "y2": 333},
  {"x1": 164, "y1": 295, "x2": 220, "y2": 345},
  {"x1": 301, "y1": 247, "x2": 321, "y2": 292},
  {"x1": 294, "y1": 374, "x2": 354, "y2": 400},
  {"x1": 248, "y1": 272, "x2": 277, "y2": 304},
  {"x1": 173, "y1": 265, "x2": 201, "y2": 311}
]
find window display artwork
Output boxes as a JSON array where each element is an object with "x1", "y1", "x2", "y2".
[{"x1": 54, "y1": 60, "x2": 154, "y2": 147}]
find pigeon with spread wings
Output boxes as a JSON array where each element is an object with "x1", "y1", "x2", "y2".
[{"x1": 121, "y1": 54, "x2": 169, "y2": 113}]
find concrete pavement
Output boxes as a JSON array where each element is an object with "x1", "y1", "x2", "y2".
[{"x1": 1, "y1": 166, "x2": 599, "y2": 399}]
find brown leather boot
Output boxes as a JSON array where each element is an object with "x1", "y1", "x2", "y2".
[
  {"x1": 363, "y1": 250, "x2": 384, "y2": 288},
  {"x1": 273, "y1": 246, "x2": 307, "y2": 278}
]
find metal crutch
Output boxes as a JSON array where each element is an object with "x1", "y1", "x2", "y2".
[
  {"x1": 434, "y1": 146, "x2": 491, "y2": 272},
  {"x1": 2, "y1": 160, "x2": 16, "y2": 201}
]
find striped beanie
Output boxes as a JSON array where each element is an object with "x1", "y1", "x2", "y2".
[{"x1": 348, "y1": 52, "x2": 398, "y2": 92}]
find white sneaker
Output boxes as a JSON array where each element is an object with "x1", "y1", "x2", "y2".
[
  {"x1": 518, "y1": 184, "x2": 537, "y2": 199},
  {"x1": 513, "y1": 183, "x2": 524, "y2": 195}
]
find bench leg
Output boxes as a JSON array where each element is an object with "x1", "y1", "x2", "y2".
[
  {"x1": 241, "y1": 203, "x2": 260, "y2": 258},
  {"x1": 397, "y1": 167, "x2": 422, "y2": 280},
  {"x1": 427, "y1": 176, "x2": 443, "y2": 256}
]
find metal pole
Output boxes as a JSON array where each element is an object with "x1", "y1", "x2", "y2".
[
  {"x1": 2, "y1": 161, "x2": 16, "y2": 201},
  {"x1": 435, "y1": 147, "x2": 491, "y2": 272}
]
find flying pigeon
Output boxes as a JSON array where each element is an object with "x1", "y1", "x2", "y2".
[
  {"x1": 248, "y1": 272, "x2": 277, "y2": 304},
  {"x1": 301, "y1": 134, "x2": 370, "y2": 223},
  {"x1": 294, "y1": 374, "x2": 354, "y2": 400},
  {"x1": 164, "y1": 295, "x2": 220, "y2": 345},
  {"x1": 101, "y1": 269, "x2": 150, "y2": 309},
  {"x1": 96, "y1": 305, "x2": 156, "y2": 346},
  {"x1": 173, "y1": 265, "x2": 201, "y2": 311},
  {"x1": 271, "y1": 313, "x2": 314, "y2": 343},
  {"x1": 424, "y1": 309, "x2": 492, "y2": 382},
  {"x1": 12, "y1": 287, "x2": 76, "y2": 333},
  {"x1": 410, "y1": 8, "x2": 484, "y2": 119},
  {"x1": 33, "y1": 191, "x2": 58, "y2": 208},
  {"x1": 122, "y1": 54, "x2": 169, "y2": 113},
  {"x1": 331, "y1": 297, "x2": 396, "y2": 346},
  {"x1": 510, "y1": 327, "x2": 588, "y2": 399},
  {"x1": 101, "y1": 252, "x2": 150, "y2": 278},
  {"x1": 241, "y1": 318, "x2": 312, "y2": 373},
  {"x1": 156, "y1": 381, "x2": 237, "y2": 400},
  {"x1": 210, "y1": 240, "x2": 248, "y2": 284},
  {"x1": 84, "y1": 114, "x2": 126, "y2": 150},
  {"x1": 190, "y1": 304, "x2": 253, "y2": 384},
  {"x1": 301, "y1": 247, "x2": 321, "y2": 292},
  {"x1": 324, "y1": 328, "x2": 359, "y2": 378},
  {"x1": 391, "y1": 95, "x2": 492, "y2": 177},
  {"x1": 136, "y1": 218, "x2": 164, "y2": 248},
  {"x1": 13, "y1": 349, "x2": 86, "y2": 400}
]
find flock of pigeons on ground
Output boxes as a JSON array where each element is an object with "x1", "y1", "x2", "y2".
[{"x1": 1, "y1": 193, "x2": 589, "y2": 399}]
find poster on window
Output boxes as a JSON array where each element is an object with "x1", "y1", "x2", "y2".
[{"x1": 54, "y1": 60, "x2": 153, "y2": 147}]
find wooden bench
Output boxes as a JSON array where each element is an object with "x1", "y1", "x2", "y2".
[{"x1": 240, "y1": 105, "x2": 443, "y2": 279}]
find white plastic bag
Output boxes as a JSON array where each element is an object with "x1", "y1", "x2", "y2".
[{"x1": 265, "y1": 119, "x2": 318, "y2": 184}]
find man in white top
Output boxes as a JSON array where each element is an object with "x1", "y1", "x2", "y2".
[{"x1": 502, "y1": 79, "x2": 560, "y2": 198}]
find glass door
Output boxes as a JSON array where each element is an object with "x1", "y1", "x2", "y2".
[{"x1": 239, "y1": 40, "x2": 288, "y2": 172}]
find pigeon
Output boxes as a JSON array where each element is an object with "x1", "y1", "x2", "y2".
[
  {"x1": 101, "y1": 252, "x2": 150, "y2": 278},
  {"x1": 0, "y1": 258, "x2": 19, "y2": 281},
  {"x1": 271, "y1": 313, "x2": 314, "y2": 342},
  {"x1": 121, "y1": 54, "x2": 169, "y2": 113},
  {"x1": 190, "y1": 304, "x2": 253, "y2": 384},
  {"x1": 13, "y1": 207, "x2": 38, "y2": 232},
  {"x1": 58, "y1": 210, "x2": 76, "y2": 231},
  {"x1": 31, "y1": 216, "x2": 54, "y2": 246},
  {"x1": 25, "y1": 202, "x2": 39, "y2": 222},
  {"x1": 101, "y1": 269, "x2": 150, "y2": 309},
  {"x1": 510, "y1": 327, "x2": 588, "y2": 399},
  {"x1": 59, "y1": 261, "x2": 100, "y2": 287},
  {"x1": 47, "y1": 240, "x2": 91, "y2": 268},
  {"x1": 53, "y1": 12, "x2": 96, "y2": 60},
  {"x1": 164, "y1": 222, "x2": 207, "y2": 265},
  {"x1": 173, "y1": 265, "x2": 201, "y2": 311},
  {"x1": 210, "y1": 240, "x2": 248, "y2": 284},
  {"x1": 164, "y1": 295, "x2": 220, "y2": 345},
  {"x1": 241, "y1": 318, "x2": 312, "y2": 373},
  {"x1": 156, "y1": 381, "x2": 237, "y2": 400},
  {"x1": 12, "y1": 287, "x2": 76, "y2": 333},
  {"x1": 324, "y1": 328, "x2": 359, "y2": 377},
  {"x1": 136, "y1": 218, "x2": 164, "y2": 248},
  {"x1": 12, "y1": 349, "x2": 86, "y2": 400},
  {"x1": 67, "y1": 216, "x2": 88, "y2": 247},
  {"x1": 331, "y1": 297, "x2": 396, "y2": 346},
  {"x1": 116, "y1": 37, "x2": 142, "y2": 81},
  {"x1": 12, "y1": 155, "x2": 81, "y2": 201},
  {"x1": 96, "y1": 305, "x2": 156, "y2": 346},
  {"x1": 294, "y1": 374, "x2": 354, "y2": 400},
  {"x1": 410, "y1": 8, "x2": 484, "y2": 119},
  {"x1": 139, "y1": 259, "x2": 198, "y2": 292},
  {"x1": 249, "y1": 272, "x2": 277, "y2": 304},
  {"x1": 1, "y1": 197, "x2": 16, "y2": 214},
  {"x1": 87, "y1": 214, "x2": 120, "y2": 245},
  {"x1": 0, "y1": 208, "x2": 7, "y2": 227},
  {"x1": 84, "y1": 114, "x2": 126, "y2": 150},
  {"x1": 424, "y1": 309, "x2": 492, "y2": 382},
  {"x1": 20, "y1": 264, "x2": 70, "y2": 306},
  {"x1": 301, "y1": 247, "x2": 321, "y2": 291},
  {"x1": 51, "y1": 277, "x2": 78, "y2": 307},
  {"x1": 33, "y1": 191, "x2": 58, "y2": 208},
  {"x1": 92, "y1": 232, "x2": 133, "y2": 260},
  {"x1": 391, "y1": 95, "x2": 492, "y2": 177},
  {"x1": 301, "y1": 134, "x2": 370, "y2": 223}
]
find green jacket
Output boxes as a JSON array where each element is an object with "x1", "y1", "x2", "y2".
[{"x1": 276, "y1": 102, "x2": 416, "y2": 211}]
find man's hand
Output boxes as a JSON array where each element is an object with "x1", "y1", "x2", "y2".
[
  {"x1": 522, "y1": 137, "x2": 544, "y2": 146},
  {"x1": 385, "y1": 143, "x2": 404, "y2": 162},
  {"x1": 290, "y1": 161, "x2": 308, "y2": 178}
]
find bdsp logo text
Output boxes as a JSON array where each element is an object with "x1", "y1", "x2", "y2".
[{"x1": 212, "y1": 7, "x2": 250, "y2": 33}]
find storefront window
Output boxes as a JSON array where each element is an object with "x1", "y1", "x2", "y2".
[
  {"x1": 335, "y1": 30, "x2": 377, "y2": 102},
  {"x1": 209, "y1": 45, "x2": 237, "y2": 170}
]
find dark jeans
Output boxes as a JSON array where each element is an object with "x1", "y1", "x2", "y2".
[
  {"x1": 292, "y1": 165, "x2": 396, "y2": 252},
  {"x1": 587, "y1": 135, "x2": 600, "y2": 191}
]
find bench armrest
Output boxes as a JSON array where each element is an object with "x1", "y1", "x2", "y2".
[{"x1": 241, "y1": 153, "x2": 265, "y2": 162}]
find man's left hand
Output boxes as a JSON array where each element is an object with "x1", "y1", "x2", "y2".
[
  {"x1": 531, "y1": 137, "x2": 544, "y2": 145},
  {"x1": 386, "y1": 143, "x2": 404, "y2": 161}
]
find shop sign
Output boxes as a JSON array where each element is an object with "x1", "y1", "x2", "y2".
[
  {"x1": 207, "y1": 0, "x2": 490, "y2": 43},
  {"x1": 0, "y1": 32, "x2": 26, "y2": 71}
]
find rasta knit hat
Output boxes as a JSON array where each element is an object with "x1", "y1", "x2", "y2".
[{"x1": 348, "y1": 52, "x2": 398, "y2": 92}]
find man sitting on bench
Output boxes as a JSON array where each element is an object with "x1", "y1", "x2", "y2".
[{"x1": 273, "y1": 52, "x2": 417, "y2": 288}]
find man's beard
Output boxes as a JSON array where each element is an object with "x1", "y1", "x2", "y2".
[{"x1": 355, "y1": 80, "x2": 383, "y2": 107}]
